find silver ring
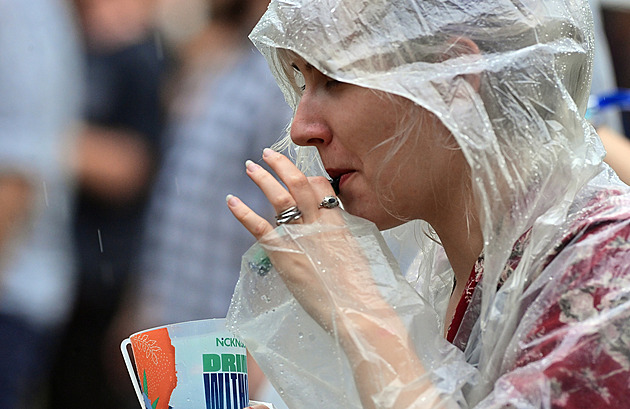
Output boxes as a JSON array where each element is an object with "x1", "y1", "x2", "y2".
[
  {"x1": 319, "y1": 196, "x2": 340, "y2": 209},
  {"x1": 275, "y1": 205, "x2": 302, "y2": 225}
]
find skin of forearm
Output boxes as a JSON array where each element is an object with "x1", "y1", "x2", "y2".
[
  {"x1": 598, "y1": 126, "x2": 630, "y2": 185},
  {"x1": 266, "y1": 228, "x2": 449, "y2": 407},
  {"x1": 337, "y1": 305, "x2": 445, "y2": 409},
  {"x1": 0, "y1": 175, "x2": 33, "y2": 271},
  {"x1": 73, "y1": 125, "x2": 154, "y2": 203}
]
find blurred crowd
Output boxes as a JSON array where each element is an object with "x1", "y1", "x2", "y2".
[{"x1": 0, "y1": 0, "x2": 627, "y2": 408}]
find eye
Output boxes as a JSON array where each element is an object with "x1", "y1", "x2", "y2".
[{"x1": 291, "y1": 63, "x2": 306, "y2": 93}]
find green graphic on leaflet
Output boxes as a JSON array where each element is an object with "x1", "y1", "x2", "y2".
[{"x1": 143, "y1": 370, "x2": 160, "y2": 409}]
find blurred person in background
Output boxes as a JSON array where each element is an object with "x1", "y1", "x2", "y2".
[
  {"x1": 154, "y1": 0, "x2": 209, "y2": 50},
  {"x1": 108, "y1": 0, "x2": 291, "y2": 406},
  {"x1": 601, "y1": 1, "x2": 630, "y2": 135},
  {"x1": 0, "y1": 0, "x2": 83, "y2": 408},
  {"x1": 598, "y1": 123, "x2": 630, "y2": 184},
  {"x1": 46, "y1": 0, "x2": 167, "y2": 408},
  {"x1": 589, "y1": 0, "x2": 630, "y2": 184}
]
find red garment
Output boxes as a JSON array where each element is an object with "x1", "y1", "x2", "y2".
[
  {"x1": 447, "y1": 190, "x2": 630, "y2": 407},
  {"x1": 446, "y1": 259, "x2": 482, "y2": 344}
]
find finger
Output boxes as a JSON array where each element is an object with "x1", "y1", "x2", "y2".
[
  {"x1": 262, "y1": 149, "x2": 320, "y2": 219},
  {"x1": 245, "y1": 159, "x2": 301, "y2": 221},
  {"x1": 226, "y1": 194, "x2": 275, "y2": 240},
  {"x1": 309, "y1": 174, "x2": 337, "y2": 198},
  {"x1": 309, "y1": 176, "x2": 345, "y2": 224}
]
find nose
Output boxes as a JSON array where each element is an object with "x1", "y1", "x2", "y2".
[{"x1": 290, "y1": 93, "x2": 332, "y2": 147}]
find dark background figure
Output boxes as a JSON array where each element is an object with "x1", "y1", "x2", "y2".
[
  {"x1": 46, "y1": 0, "x2": 168, "y2": 408},
  {"x1": 107, "y1": 0, "x2": 291, "y2": 407},
  {"x1": 588, "y1": 0, "x2": 630, "y2": 184},
  {"x1": 0, "y1": 0, "x2": 83, "y2": 408},
  {"x1": 601, "y1": 1, "x2": 630, "y2": 135}
]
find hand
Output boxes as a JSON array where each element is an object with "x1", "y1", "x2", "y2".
[
  {"x1": 227, "y1": 149, "x2": 386, "y2": 332},
  {"x1": 228, "y1": 148, "x2": 343, "y2": 237},
  {"x1": 228, "y1": 149, "x2": 436, "y2": 409}
]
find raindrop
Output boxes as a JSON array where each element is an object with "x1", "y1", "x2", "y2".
[
  {"x1": 97, "y1": 229, "x2": 104, "y2": 253},
  {"x1": 42, "y1": 181, "x2": 49, "y2": 207}
]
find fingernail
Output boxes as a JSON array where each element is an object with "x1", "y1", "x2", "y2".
[
  {"x1": 225, "y1": 194, "x2": 239, "y2": 206},
  {"x1": 262, "y1": 148, "x2": 274, "y2": 158},
  {"x1": 245, "y1": 160, "x2": 261, "y2": 172}
]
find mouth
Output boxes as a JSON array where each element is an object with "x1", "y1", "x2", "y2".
[
  {"x1": 326, "y1": 169, "x2": 355, "y2": 195},
  {"x1": 330, "y1": 176, "x2": 341, "y2": 195}
]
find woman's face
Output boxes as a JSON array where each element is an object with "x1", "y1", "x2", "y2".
[{"x1": 289, "y1": 57, "x2": 469, "y2": 230}]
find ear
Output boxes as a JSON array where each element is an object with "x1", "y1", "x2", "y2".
[{"x1": 442, "y1": 36, "x2": 481, "y2": 92}]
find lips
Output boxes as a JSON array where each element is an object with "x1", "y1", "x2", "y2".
[{"x1": 326, "y1": 169, "x2": 355, "y2": 194}]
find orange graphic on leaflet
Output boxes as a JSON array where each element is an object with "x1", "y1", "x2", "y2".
[{"x1": 131, "y1": 327, "x2": 177, "y2": 409}]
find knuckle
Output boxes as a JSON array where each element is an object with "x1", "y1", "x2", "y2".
[
  {"x1": 277, "y1": 198, "x2": 295, "y2": 210},
  {"x1": 285, "y1": 172, "x2": 309, "y2": 189},
  {"x1": 310, "y1": 176, "x2": 331, "y2": 188},
  {"x1": 257, "y1": 171, "x2": 275, "y2": 184},
  {"x1": 252, "y1": 219, "x2": 269, "y2": 237}
]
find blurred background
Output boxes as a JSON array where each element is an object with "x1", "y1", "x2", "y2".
[
  {"x1": 0, "y1": 0, "x2": 628, "y2": 408},
  {"x1": 601, "y1": 0, "x2": 630, "y2": 134}
]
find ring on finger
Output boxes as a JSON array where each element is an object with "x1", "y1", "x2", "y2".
[
  {"x1": 319, "y1": 196, "x2": 340, "y2": 209},
  {"x1": 275, "y1": 205, "x2": 302, "y2": 225}
]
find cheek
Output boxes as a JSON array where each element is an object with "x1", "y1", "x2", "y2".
[{"x1": 370, "y1": 145, "x2": 428, "y2": 215}]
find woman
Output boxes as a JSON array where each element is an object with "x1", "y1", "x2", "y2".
[{"x1": 226, "y1": 0, "x2": 630, "y2": 408}]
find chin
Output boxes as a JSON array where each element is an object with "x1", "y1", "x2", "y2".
[{"x1": 342, "y1": 200, "x2": 403, "y2": 231}]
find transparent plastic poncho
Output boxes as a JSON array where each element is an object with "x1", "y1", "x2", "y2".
[{"x1": 227, "y1": 0, "x2": 630, "y2": 408}]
